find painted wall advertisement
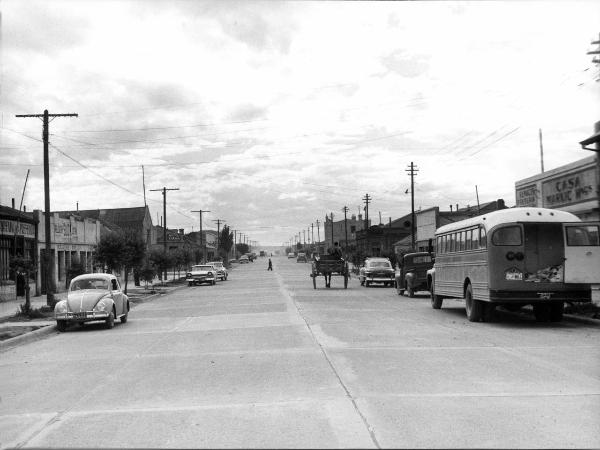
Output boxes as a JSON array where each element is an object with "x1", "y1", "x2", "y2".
[
  {"x1": 542, "y1": 167, "x2": 598, "y2": 208},
  {"x1": 516, "y1": 184, "x2": 538, "y2": 207}
]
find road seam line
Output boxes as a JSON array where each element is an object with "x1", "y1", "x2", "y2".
[{"x1": 275, "y1": 271, "x2": 381, "y2": 449}]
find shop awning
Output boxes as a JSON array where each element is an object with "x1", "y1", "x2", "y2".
[{"x1": 580, "y1": 130, "x2": 600, "y2": 151}]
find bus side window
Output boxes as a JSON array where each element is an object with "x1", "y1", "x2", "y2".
[
  {"x1": 450, "y1": 233, "x2": 455, "y2": 252},
  {"x1": 479, "y1": 227, "x2": 487, "y2": 248},
  {"x1": 459, "y1": 231, "x2": 466, "y2": 251},
  {"x1": 566, "y1": 225, "x2": 600, "y2": 246},
  {"x1": 471, "y1": 228, "x2": 479, "y2": 249},
  {"x1": 465, "y1": 230, "x2": 472, "y2": 251}
]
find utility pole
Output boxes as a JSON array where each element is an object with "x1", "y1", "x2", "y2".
[
  {"x1": 311, "y1": 223, "x2": 315, "y2": 251},
  {"x1": 213, "y1": 219, "x2": 225, "y2": 259},
  {"x1": 191, "y1": 209, "x2": 210, "y2": 263},
  {"x1": 475, "y1": 185, "x2": 481, "y2": 214},
  {"x1": 342, "y1": 206, "x2": 349, "y2": 254},
  {"x1": 141, "y1": 165, "x2": 147, "y2": 206},
  {"x1": 539, "y1": 129, "x2": 545, "y2": 173},
  {"x1": 150, "y1": 187, "x2": 179, "y2": 280},
  {"x1": 587, "y1": 32, "x2": 600, "y2": 82},
  {"x1": 16, "y1": 110, "x2": 78, "y2": 306},
  {"x1": 316, "y1": 219, "x2": 321, "y2": 254},
  {"x1": 362, "y1": 193, "x2": 371, "y2": 229},
  {"x1": 330, "y1": 212, "x2": 334, "y2": 247},
  {"x1": 303, "y1": 229, "x2": 306, "y2": 246},
  {"x1": 405, "y1": 162, "x2": 419, "y2": 251}
]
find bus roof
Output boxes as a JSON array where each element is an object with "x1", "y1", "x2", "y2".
[{"x1": 435, "y1": 207, "x2": 580, "y2": 235}]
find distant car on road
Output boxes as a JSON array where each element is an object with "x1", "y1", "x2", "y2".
[
  {"x1": 239, "y1": 255, "x2": 250, "y2": 264},
  {"x1": 296, "y1": 252, "x2": 307, "y2": 263},
  {"x1": 54, "y1": 273, "x2": 129, "y2": 332},
  {"x1": 395, "y1": 252, "x2": 434, "y2": 297},
  {"x1": 287, "y1": 252, "x2": 295, "y2": 259},
  {"x1": 186, "y1": 264, "x2": 217, "y2": 286},
  {"x1": 359, "y1": 257, "x2": 395, "y2": 287},
  {"x1": 207, "y1": 261, "x2": 228, "y2": 281}
]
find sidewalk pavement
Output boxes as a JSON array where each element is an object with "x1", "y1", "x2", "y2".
[{"x1": 0, "y1": 274, "x2": 186, "y2": 321}]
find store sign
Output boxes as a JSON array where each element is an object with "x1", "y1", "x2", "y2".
[
  {"x1": 54, "y1": 222, "x2": 78, "y2": 241},
  {"x1": 0, "y1": 220, "x2": 35, "y2": 238},
  {"x1": 542, "y1": 168, "x2": 598, "y2": 208},
  {"x1": 516, "y1": 184, "x2": 538, "y2": 207}
]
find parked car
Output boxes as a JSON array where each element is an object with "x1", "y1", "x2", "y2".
[
  {"x1": 186, "y1": 264, "x2": 217, "y2": 286},
  {"x1": 358, "y1": 257, "x2": 395, "y2": 287},
  {"x1": 239, "y1": 255, "x2": 250, "y2": 264},
  {"x1": 287, "y1": 252, "x2": 295, "y2": 259},
  {"x1": 395, "y1": 252, "x2": 435, "y2": 297},
  {"x1": 296, "y1": 252, "x2": 307, "y2": 263},
  {"x1": 245, "y1": 253, "x2": 256, "y2": 262},
  {"x1": 54, "y1": 273, "x2": 129, "y2": 332},
  {"x1": 207, "y1": 261, "x2": 228, "y2": 281}
]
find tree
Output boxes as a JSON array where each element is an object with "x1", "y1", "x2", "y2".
[
  {"x1": 236, "y1": 242, "x2": 249, "y2": 255},
  {"x1": 148, "y1": 248, "x2": 170, "y2": 284},
  {"x1": 140, "y1": 260, "x2": 155, "y2": 289},
  {"x1": 218, "y1": 225, "x2": 233, "y2": 261},
  {"x1": 95, "y1": 230, "x2": 146, "y2": 294},
  {"x1": 95, "y1": 232, "x2": 126, "y2": 273},
  {"x1": 9, "y1": 255, "x2": 36, "y2": 312}
]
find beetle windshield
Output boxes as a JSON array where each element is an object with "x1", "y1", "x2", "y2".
[{"x1": 70, "y1": 278, "x2": 109, "y2": 291}]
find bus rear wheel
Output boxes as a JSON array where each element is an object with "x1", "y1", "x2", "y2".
[
  {"x1": 465, "y1": 284, "x2": 483, "y2": 322},
  {"x1": 533, "y1": 304, "x2": 551, "y2": 322},
  {"x1": 549, "y1": 301, "x2": 564, "y2": 322}
]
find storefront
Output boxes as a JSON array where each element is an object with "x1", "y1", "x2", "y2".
[
  {"x1": 0, "y1": 205, "x2": 38, "y2": 299},
  {"x1": 515, "y1": 155, "x2": 599, "y2": 221},
  {"x1": 35, "y1": 210, "x2": 103, "y2": 294}
]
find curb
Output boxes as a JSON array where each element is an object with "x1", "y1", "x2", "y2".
[
  {"x1": 0, "y1": 324, "x2": 57, "y2": 353},
  {"x1": 0, "y1": 284, "x2": 187, "y2": 352},
  {"x1": 563, "y1": 313, "x2": 600, "y2": 326}
]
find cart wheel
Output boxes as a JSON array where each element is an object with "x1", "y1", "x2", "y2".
[{"x1": 312, "y1": 273, "x2": 316, "y2": 289}]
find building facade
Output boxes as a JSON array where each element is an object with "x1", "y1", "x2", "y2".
[
  {"x1": 0, "y1": 205, "x2": 38, "y2": 299},
  {"x1": 35, "y1": 210, "x2": 104, "y2": 294},
  {"x1": 323, "y1": 213, "x2": 369, "y2": 253},
  {"x1": 515, "y1": 155, "x2": 599, "y2": 221},
  {"x1": 416, "y1": 199, "x2": 507, "y2": 252}
]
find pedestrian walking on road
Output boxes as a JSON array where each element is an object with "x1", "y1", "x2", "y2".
[{"x1": 267, "y1": 258, "x2": 273, "y2": 271}]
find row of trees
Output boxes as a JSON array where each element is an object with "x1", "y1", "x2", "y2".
[{"x1": 94, "y1": 225, "x2": 241, "y2": 294}]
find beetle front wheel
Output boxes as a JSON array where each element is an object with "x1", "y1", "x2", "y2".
[{"x1": 105, "y1": 311, "x2": 115, "y2": 329}]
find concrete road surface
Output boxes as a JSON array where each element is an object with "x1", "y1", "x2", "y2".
[{"x1": 1, "y1": 256, "x2": 599, "y2": 448}]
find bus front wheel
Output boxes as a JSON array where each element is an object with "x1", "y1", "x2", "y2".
[
  {"x1": 430, "y1": 284, "x2": 443, "y2": 309},
  {"x1": 465, "y1": 284, "x2": 483, "y2": 322}
]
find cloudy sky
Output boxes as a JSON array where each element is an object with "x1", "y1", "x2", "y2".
[{"x1": 1, "y1": 0, "x2": 599, "y2": 246}]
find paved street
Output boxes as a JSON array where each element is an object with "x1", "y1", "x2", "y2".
[{"x1": 1, "y1": 256, "x2": 599, "y2": 449}]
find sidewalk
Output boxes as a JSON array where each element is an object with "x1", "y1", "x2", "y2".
[{"x1": 0, "y1": 273, "x2": 186, "y2": 320}]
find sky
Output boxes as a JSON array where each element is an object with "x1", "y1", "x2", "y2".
[{"x1": 1, "y1": 0, "x2": 599, "y2": 246}]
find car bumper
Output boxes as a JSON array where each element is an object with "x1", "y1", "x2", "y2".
[
  {"x1": 186, "y1": 277, "x2": 216, "y2": 283},
  {"x1": 55, "y1": 311, "x2": 109, "y2": 321},
  {"x1": 365, "y1": 276, "x2": 395, "y2": 283}
]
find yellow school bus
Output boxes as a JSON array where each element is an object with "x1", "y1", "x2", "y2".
[{"x1": 427, "y1": 207, "x2": 599, "y2": 322}]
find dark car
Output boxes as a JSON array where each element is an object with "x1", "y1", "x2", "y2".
[
  {"x1": 395, "y1": 252, "x2": 434, "y2": 297},
  {"x1": 296, "y1": 252, "x2": 307, "y2": 263}
]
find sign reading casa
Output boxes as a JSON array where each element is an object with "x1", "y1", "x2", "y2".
[{"x1": 542, "y1": 168, "x2": 596, "y2": 208}]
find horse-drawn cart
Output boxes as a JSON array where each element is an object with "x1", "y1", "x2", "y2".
[{"x1": 310, "y1": 255, "x2": 349, "y2": 289}]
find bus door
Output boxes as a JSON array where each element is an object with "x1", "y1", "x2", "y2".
[
  {"x1": 522, "y1": 223, "x2": 564, "y2": 283},
  {"x1": 563, "y1": 222, "x2": 600, "y2": 283}
]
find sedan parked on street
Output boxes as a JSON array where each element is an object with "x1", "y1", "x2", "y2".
[
  {"x1": 186, "y1": 264, "x2": 217, "y2": 286},
  {"x1": 54, "y1": 273, "x2": 129, "y2": 332},
  {"x1": 207, "y1": 261, "x2": 228, "y2": 281},
  {"x1": 395, "y1": 252, "x2": 434, "y2": 297},
  {"x1": 238, "y1": 255, "x2": 250, "y2": 264},
  {"x1": 358, "y1": 257, "x2": 395, "y2": 287}
]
